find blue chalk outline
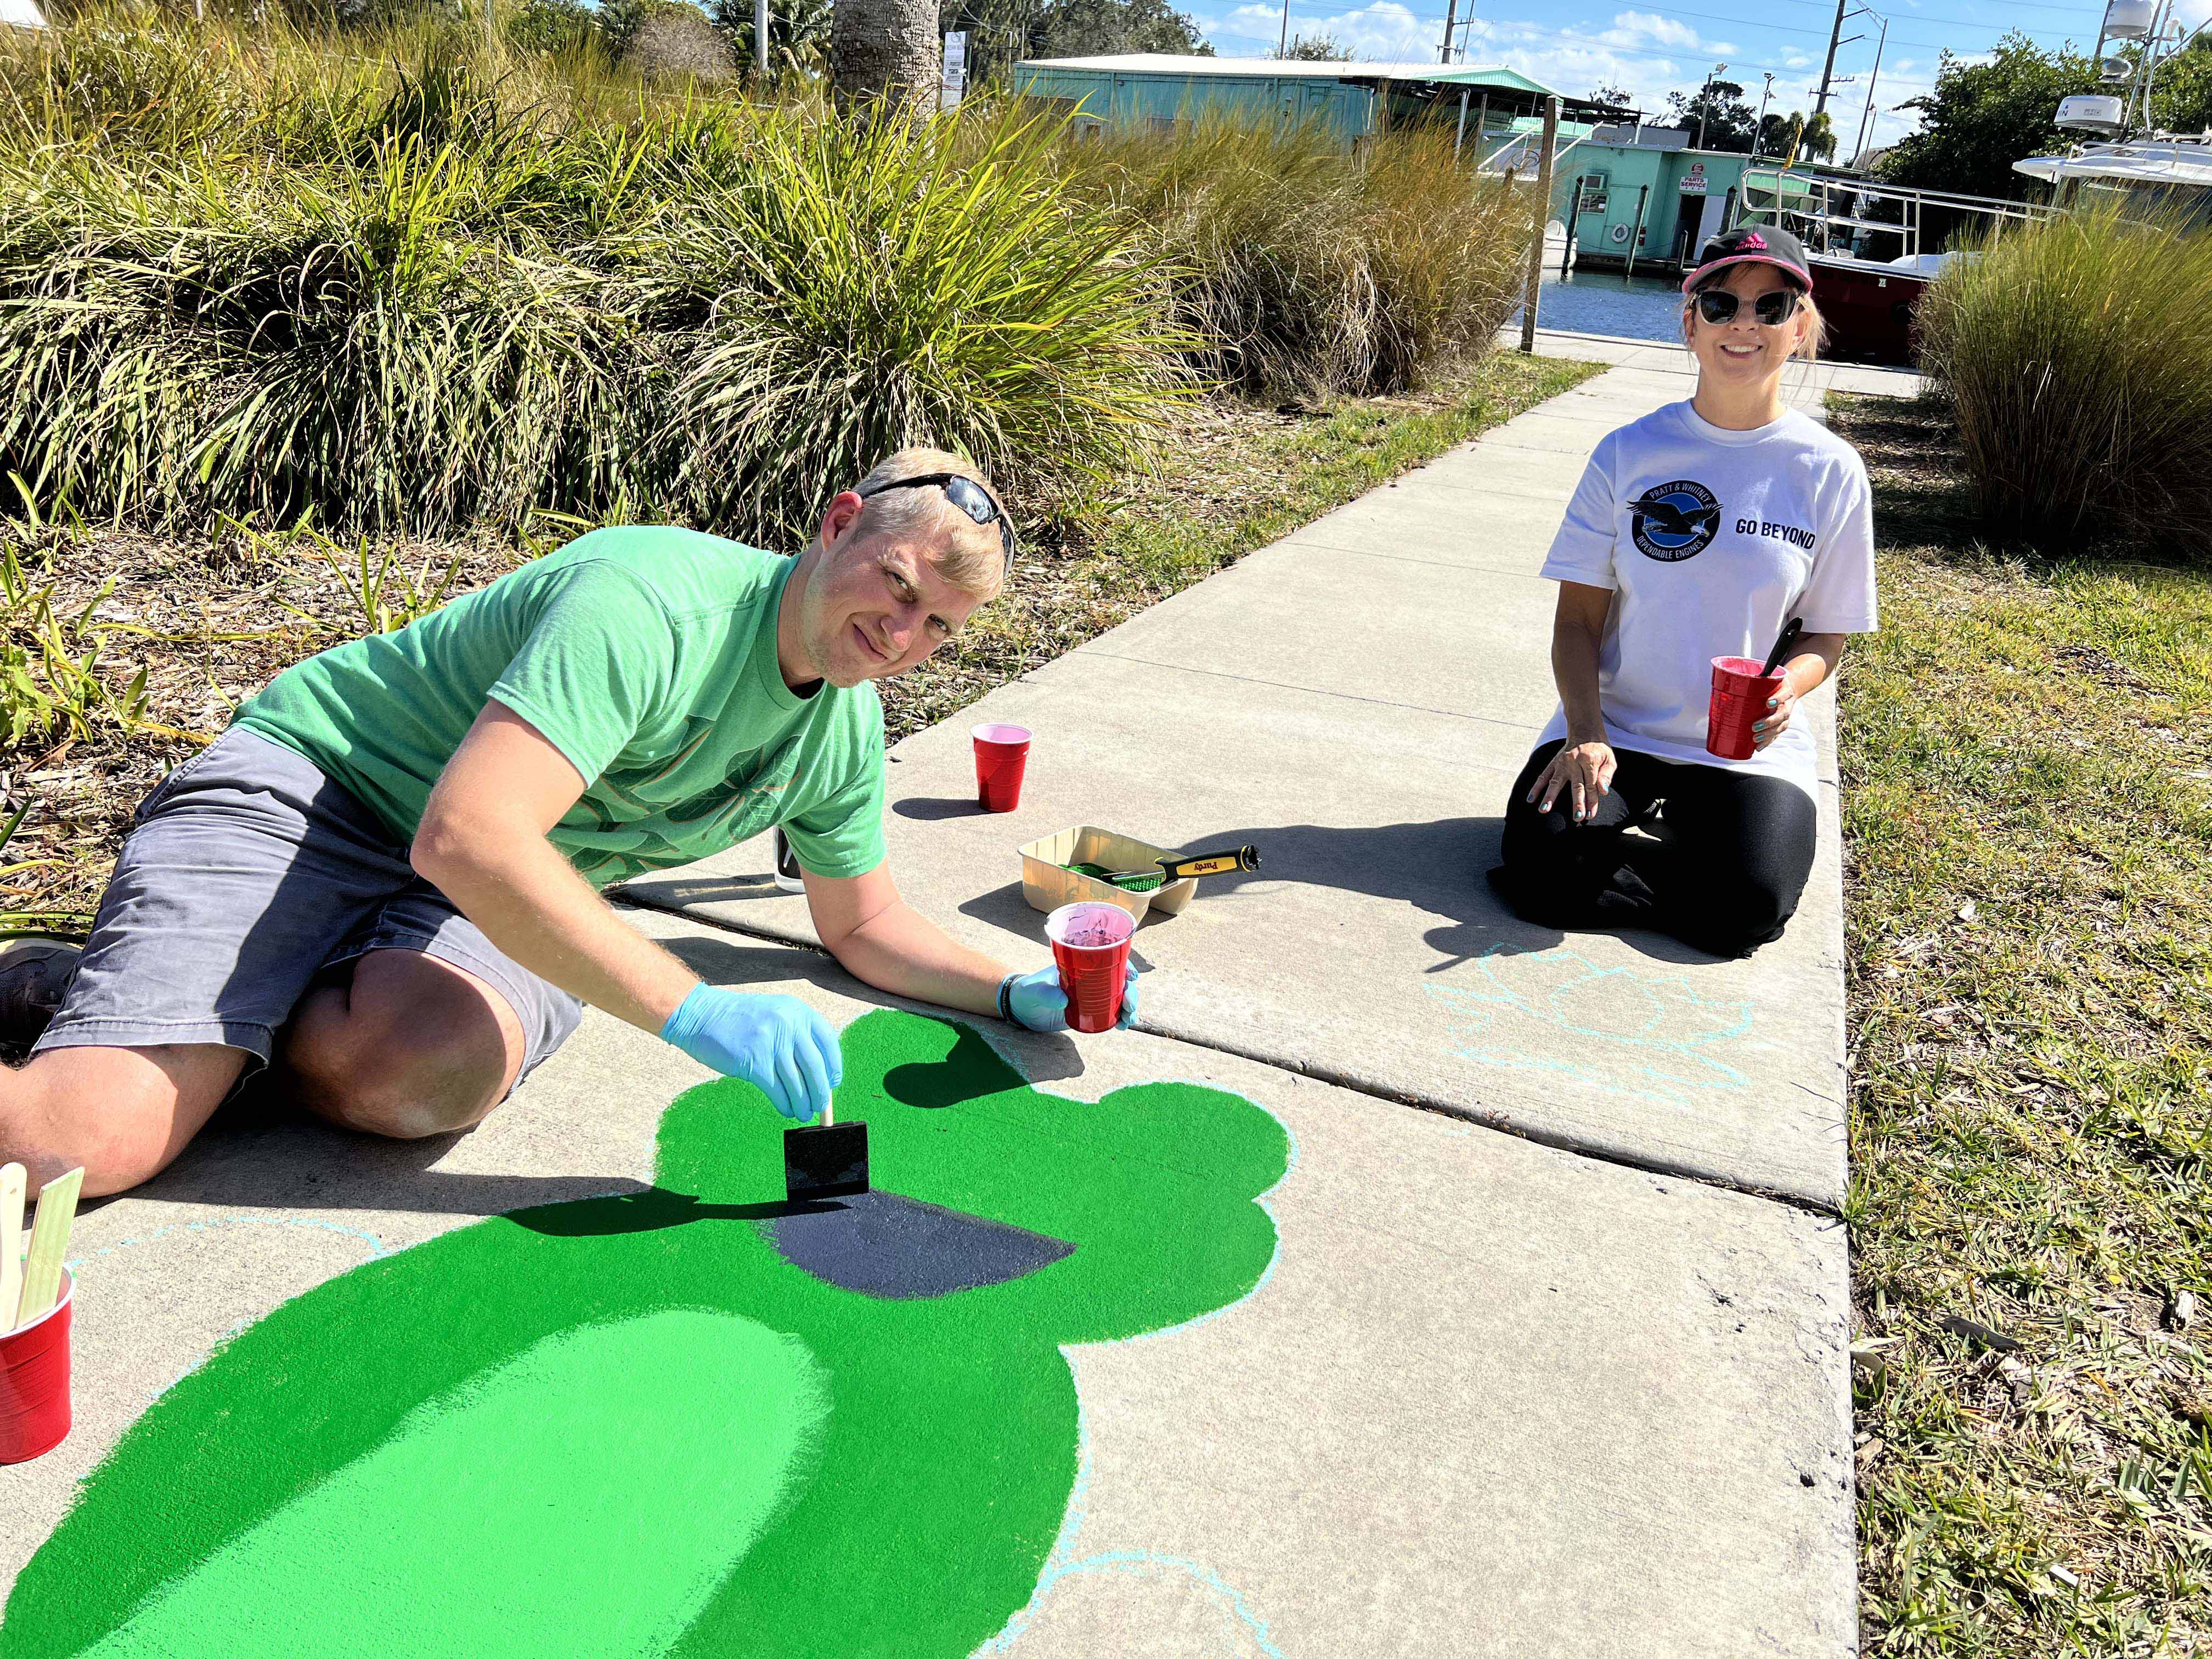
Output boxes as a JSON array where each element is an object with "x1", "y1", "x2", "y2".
[
  {"x1": 975, "y1": 1071, "x2": 1296, "y2": 1657},
  {"x1": 1427, "y1": 944, "x2": 1754, "y2": 1111}
]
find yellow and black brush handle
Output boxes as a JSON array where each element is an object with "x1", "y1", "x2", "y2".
[{"x1": 1154, "y1": 845, "x2": 1261, "y2": 881}]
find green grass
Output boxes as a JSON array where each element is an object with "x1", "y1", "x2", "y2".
[{"x1": 1832, "y1": 392, "x2": 2212, "y2": 1655}]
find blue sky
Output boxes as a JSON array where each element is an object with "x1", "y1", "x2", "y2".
[{"x1": 1173, "y1": 0, "x2": 2206, "y2": 153}]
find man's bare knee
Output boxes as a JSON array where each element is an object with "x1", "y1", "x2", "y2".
[{"x1": 282, "y1": 963, "x2": 516, "y2": 1142}]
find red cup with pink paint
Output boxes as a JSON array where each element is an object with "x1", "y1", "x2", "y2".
[
  {"x1": 972, "y1": 724, "x2": 1031, "y2": 813},
  {"x1": 1045, "y1": 902, "x2": 1133, "y2": 1034},
  {"x1": 1707, "y1": 657, "x2": 1787, "y2": 761},
  {"x1": 0, "y1": 1267, "x2": 72, "y2": 1465}
]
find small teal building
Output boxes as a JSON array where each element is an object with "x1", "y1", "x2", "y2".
[
  {"x1": 1011, "y1": 55, "x2": 1587, "y2": 148},
  {"x1": 1549, "y1": 128, "x2": 1791, "y2": 273}
]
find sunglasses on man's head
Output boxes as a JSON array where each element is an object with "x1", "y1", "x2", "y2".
[
  {"x1": 855, "y1": 471, "x2": 1016, "y2": 578},
  {"x1": 1694, "y1": 286, "x2": 1805, "y2": 326}
]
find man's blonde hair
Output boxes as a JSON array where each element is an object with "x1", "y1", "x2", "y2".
[{"x1": 851, "y1": 448, "x2": 1010, "y2": 597}]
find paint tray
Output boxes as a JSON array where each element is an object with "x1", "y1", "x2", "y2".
[{"x1": 1018, "y1": 826, "x2": 1198, "y2": 923}]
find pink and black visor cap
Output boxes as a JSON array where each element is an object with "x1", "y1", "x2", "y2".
[{"x1": 1680, "y1": 225, "x2": 1814, "y2": 294}]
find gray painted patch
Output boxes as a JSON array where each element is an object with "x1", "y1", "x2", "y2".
[{"x1": 763, "y1": 1190, "x2": 1075, "y2": 1300}]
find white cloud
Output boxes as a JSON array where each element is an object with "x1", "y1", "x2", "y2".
[
  {"x1": 1595, "y1": 10, "x2": 1699, "y2": 50},
  {"x1": 1187, "y1": 3, "x2": 1942, "y2": 149},
  {"x1": 1215, "y1": 0, "x2": 1437, "y2": 59}
]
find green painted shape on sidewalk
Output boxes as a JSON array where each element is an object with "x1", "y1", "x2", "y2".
[
  {"x1": 2, "y1": 1010, "x2": 1288, "y2": 1659},
  {"x1": 80, "y1": 1311, "x2": 830, "y2": 1659}
]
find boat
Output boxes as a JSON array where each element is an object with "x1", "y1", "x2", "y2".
[
  {"x1": 1726, "y1": 169, "x2": 2046, "y2": 365},
  {"x1": 2013, "y1": 4, "x2": 2212, "y2": 226}
]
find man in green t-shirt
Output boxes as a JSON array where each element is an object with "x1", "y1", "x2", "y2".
[{"x1": 0, "y1": 449, "x2": 1135, "y2": 1197}]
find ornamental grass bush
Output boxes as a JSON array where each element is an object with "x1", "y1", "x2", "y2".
[
  {"x1": 1064, "y1": 117, "x2": 1531, "y2": 398},
  {"x1": 0, "y1": 9, "x2": 1528, "y2": 537},
  {"x1": 1915, "y1": 205, "x2": 2212, "y2": 562},
  {"x1": 0, "y1": 18, "x2": 1183, "y2": 538}
]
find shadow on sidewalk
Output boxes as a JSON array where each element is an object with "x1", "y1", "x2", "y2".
[
  {"x1": 109, "y1": 933, "x2": 1081, "y2": 1221},
  {"x1": 958, "y1": 815, "x2": 1712, "y2": 969}
]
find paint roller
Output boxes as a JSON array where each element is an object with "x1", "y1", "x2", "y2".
[{"x1": 1063, "y1": 844, "x2": 1262, "y2": 894}]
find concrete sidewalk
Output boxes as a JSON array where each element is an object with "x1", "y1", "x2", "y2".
[
  {"x1": 1, "y1": 338, "x2": 1906, "y2": 1655},
  {"x1": 3, "y1": 919, "x2": 1855, "y2": 1657},
  {"x1": 629, "y1": 343, "x2": 1917, "y2": 1210}
]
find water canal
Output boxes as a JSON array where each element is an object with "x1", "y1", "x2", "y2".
[{"x1": 1513, "y1": 262, "x2": 1689, "y2": 346}]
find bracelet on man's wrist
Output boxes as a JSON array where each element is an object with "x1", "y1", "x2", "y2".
[{"x1": 996, "y1": 973, "x2": 1018, "y2": 1022}]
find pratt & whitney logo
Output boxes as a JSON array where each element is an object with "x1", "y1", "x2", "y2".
[{"x1": 1628, "y1": 480, "x2": 1722, "y2": 561}]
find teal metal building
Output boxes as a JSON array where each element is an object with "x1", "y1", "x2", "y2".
[
  {"x1": 1011, "y1": 55, "x2": 1583, "y2": 148},
  {"x1": 1548, "y1": 128, "x2": 1780, "y2": 273}
]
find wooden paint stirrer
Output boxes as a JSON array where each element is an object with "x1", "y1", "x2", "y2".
[
  {"x1": 0, "y1": 1163, "x2": 22, "y2": 1338},
  {"x1": 13, "y1": 1167, "x2": 83, "y2": 1333}
]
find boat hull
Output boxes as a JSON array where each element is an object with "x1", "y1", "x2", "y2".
[{"x1": 1806, "y1": 254, "x2": 1928, "y2": 366}]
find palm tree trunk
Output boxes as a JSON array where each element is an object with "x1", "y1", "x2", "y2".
[{"x1": 831, "y1": 0, "x2": 941, "y2": 116}]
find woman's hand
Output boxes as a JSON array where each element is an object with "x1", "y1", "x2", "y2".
[
  {"x1": 1530, "y1": 741, "x2": 1617, "y2": 823},
  {"x1": 1752, "y1": 681, "x2": 1801, "y2": 749}
]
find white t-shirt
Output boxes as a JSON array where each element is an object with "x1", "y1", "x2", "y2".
[{"x1": 1536, "y1": 399, "x2": 1878, "y2": 799}]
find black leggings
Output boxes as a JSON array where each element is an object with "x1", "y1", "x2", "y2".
[{"x1": 1491, "y1": 740, "x2": 1820, "y2": 958}]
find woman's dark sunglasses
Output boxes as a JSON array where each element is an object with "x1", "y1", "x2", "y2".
[
  {"x1": 856, "y1": 472, "x2": 1016, "y2": 578},
  {"x1": 1694, "y1": 287, "x2": 1804, "y2": 326}
]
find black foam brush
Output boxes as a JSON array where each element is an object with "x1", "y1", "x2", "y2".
[{"x1": 785, "y1": 1103, "x2": 870, "y2": 1202}]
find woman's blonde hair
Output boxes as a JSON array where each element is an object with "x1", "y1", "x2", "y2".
[
  {"x1": 850, "y1": 447, "x2": 1010, "y2": 597},
  {"x1": 1681, "y1": 274, "x2": 1827, "y2": 362}
]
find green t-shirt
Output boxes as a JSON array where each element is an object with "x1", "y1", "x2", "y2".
[{"x1": 233, "y1": 528, "x2": 887, "y2": 889}]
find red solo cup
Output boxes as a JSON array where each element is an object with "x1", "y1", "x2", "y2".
[
  {"x1": 972, "y1": 724, "x2": 1032, "y2": 813},
  {"x1": 1707, "y1": 656, "x2": 1787, "y2": 761},
  {"x1": 0, "y1": 1267, "x2": 73, "y2": 1465},
  {"x1": 1045, "y1": 902, "x2": 1134, "y2": 1035}
]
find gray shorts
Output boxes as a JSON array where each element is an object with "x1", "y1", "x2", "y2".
[{"x1": 35, "y1": 727, "x2": 583, "y2": 1087}]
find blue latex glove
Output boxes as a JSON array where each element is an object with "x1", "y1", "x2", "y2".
[
  {"x1": 1005, "y1": 964, "x2": 1141, "y2": 1034},
  {"x1": 659, "y1": 985, "x2": 843, "y2": 1121}
]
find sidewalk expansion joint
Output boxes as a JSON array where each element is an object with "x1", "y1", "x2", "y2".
[{"x1": 613, "y1": 894, "x2": 1842, "y2": 1224}]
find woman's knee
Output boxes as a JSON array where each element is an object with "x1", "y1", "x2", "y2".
[{"x1": 1684, "y1": 878, "x2": 1797, "y2": 957}]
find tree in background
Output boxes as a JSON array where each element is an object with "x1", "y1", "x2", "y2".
[
  {"x1": 505, "y1": 0, "x2": 599, "y2": 55},
  {"x1": 595, "y1": 0, "x2": 707, "y2": 58},
  {"x1": 2152, "y1": 40, "x2": 2212, "y2": 134},
  {"x1": 1667, "y1": 77, "x2": 1756, "y2": 151},
  {"x1": 1878, "y1": 33, "x2": 2098, "y2": 199},
  {"x1": 1279, "y1": 32, "x2": 1347, "y2": 60},
  {"x1": 940, "y1": 0, "x2": 1206, "y2": 86},
  {"x1": 1758, "y1": 108, "x2": 1837, "y2": 161},
  {"x1": 831, "y1": 0, "x2": 940, "y2": 110},
  {"x1": 1589, "y1": 80, "x2": 1633, "y2": 110},
  {"x1": 708, "y1": 0, "x2": 835, "y2": 72}
]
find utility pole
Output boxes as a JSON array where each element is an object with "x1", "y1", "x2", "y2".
[
  {"x1": 1753, "y1": 71, "x2": 1774, "y2": 154},
  {"x1": 1440, "y1": 0, "x2": 1457, "y2": 64},
  {"x1": 756, "y1": 0, "x2": 770, "y2": 75},
  {"x1": 1520, "y1": 97, "x2": 1561, "y2": 354},
  {"x1": 1815, "y1": 0, "x2": 1849, "y2": 115},
  {"x1": 1277, "y1": 0, "x2": 1291, "y2": 57},
  {"x1": 1852, "y1": 10, "x2": 1887, "y2": 164},
  {"x1": 1695, "y1": 61, "x2": 1726, "y2": 149}
]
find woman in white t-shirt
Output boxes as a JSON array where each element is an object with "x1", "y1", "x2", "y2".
[{"x1": 1488, "y1": 224, "x2": 1878, "y2": 958}]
